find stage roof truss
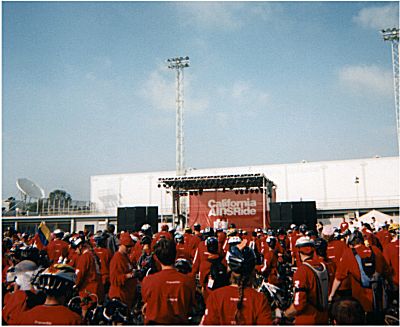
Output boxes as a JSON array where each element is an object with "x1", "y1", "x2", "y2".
[{"x1": 158, "y1": 173, "x2": 275, "y2": 191}]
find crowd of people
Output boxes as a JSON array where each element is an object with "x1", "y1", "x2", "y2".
[{"x1": 2, "y1": 217, "x2": 399, "y2": 325}]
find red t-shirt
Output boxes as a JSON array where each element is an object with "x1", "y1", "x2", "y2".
[
  {"x1": 383, "y1": 239, "x2": 399, "y2": 287},
  {"x1": 340, "y1": 222, "x2": 349, "y2": 233},
  {"x1": 176, "y1": 243, "x2": 192, "y2": 261},
  {"x1": 191, "y1": 241, "x2": 208, "y2": 275},
  {"x1": 376, "y1": 230, "x2": 391, "y2": 248},
  {"x1": 75, "y1": 250, "x2": 103, "y2": 301},
  {"x1": 184, "y1": 233, "x2": 200, "y2": 260},
  {"x1": 94, "y1": 247, "x2": 113, "y2": 284},
  {"x1": 292, "y1": 257, "x2": 329, "y2": 325},
  {"x1": 109, "y1": 251, "x2": 137, "y2": 308},
  {"x1": 3, "y1": 290, "x2": 29, "y2": 324},
  {"x1": 16, "y1": 304, "x2": 82, "y2": 325},
  {"x1": 327, "y1": 240, "x2": 347, "y2": 266},
  {"x1": 141, "y1": 268, "x2": 196, "y2": 324},
  {"x1": 202, "y1": 285, "x2": 272, "y2": 325},
  {"x1": 46, "y1": 239, "x2": 69, "y2": 263},
  {"x1": 335, "y1": 245, "x2": 389, "y2": 312}
]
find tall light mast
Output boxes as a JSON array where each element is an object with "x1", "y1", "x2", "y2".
[
  {"x1": 167, "y1": 56, "x2": 190, "y2": 176},
  {"x1": 381, "y1": 28, "x2": 400, "y2": 153}
]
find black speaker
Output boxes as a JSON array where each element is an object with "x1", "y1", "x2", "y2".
[
  {"x1": 270, "y1": 201, "x2": 316, "y2": 230},
  {"x1": 117, "y1": 206, "x2": 158, "y2": 233}
]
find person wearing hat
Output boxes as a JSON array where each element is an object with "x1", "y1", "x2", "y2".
[
  {"x1": 93, "y1": 232, "x2": 113, "y2": 296},
  {"x1": 45, "y1": 229, "x2": 69, "y2": 264},
  {"x1": 328, "y1": 231, "x2": 390, "y2": 324},
  {"x1": 109, "y1": 232, "x2": 137, "y2": 311},
  {"x1": 202, "y1": 241, "x2": 272, "y2": 325},
  {"x1": 282, "y1": 236, "x2": 329, "y2": 325},
  {"x1": 74, "y1": 236, "x2": 104, "y2": 318},
  {"x1": 2, "y1": 260, "x2": 45, "y2": 324}
]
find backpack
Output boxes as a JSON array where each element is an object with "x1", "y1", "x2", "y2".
[
  {"x1": 302, "y1": 262, "x2": 329, "y2": 312},
  {"x1": 206, "y1": 258, "x2": 229, "y2": 290},
  {"x1": 351, "y1": 247, "x2": 388, "y2": 313},
  {"x1": 351, "y1": 247, "x2": 375, "y2": 288}
]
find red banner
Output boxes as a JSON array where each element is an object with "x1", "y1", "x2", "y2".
[{"x1": 189, "y1": 191, "x2": 268, "y2": 231}]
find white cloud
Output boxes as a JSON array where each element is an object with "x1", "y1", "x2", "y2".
[
  {"x1": 176, "y1": 2, "x2": 242, "y2": 30},
  {"x1": 353, "y1": 4, "x2": 399, "y2": 30},
  {"x1": 138, "y1": 65, "x2": 209, "y2": 114},
  {"x1": 338, "y1": 65, "x2": 393, "y2": 96},
  {"x1": 175, "y1": 2, "x2": 276, "y2": 31}
]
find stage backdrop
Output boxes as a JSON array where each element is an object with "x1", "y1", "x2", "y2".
[{"x1": 188, "y1": 191, "x2": 268, "y2": 230}]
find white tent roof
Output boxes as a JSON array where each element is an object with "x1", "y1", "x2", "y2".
[{"x1": 359, "y1": 209, "x2": 393, "y2": 225}]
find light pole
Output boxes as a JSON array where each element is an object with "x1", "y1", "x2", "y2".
[
  {"x1": 381, "y1": 28, "x2": 400, "y2": 154},
  {"x1": 167, "y1": 56, "x2": 190, "y2": 176},
  {"x1": 167, "y1": 56, "x2": 190, "y2": 228}
]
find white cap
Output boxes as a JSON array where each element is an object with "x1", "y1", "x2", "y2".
[{"x1": 290, "y1": 224, "x2": 296, "y2": 229}]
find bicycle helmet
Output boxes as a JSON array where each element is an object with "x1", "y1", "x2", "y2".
[
  {"x1": 70, "y1": 235, "x2": 84, "y2": 249},
  {"x1": 34, "y1": 264, "x2": 76, "y2": 297},
  {"x1": 53, "y1": 229, "x2": 64, "y2": 239},
  {"x1": 94, "y1": 232, "x2": 107, "y2": 247},
  {"x1": 299, "y1": 224, "x2": 308, "y2": 234},
  {"x1": 277, "y1": 227, "x2": 285, "y2": 235},
  {"x1": 174, "y1": 232, "x2": 184, "y2": 244},
  {"x1": 141, "y1": 224, "x2": 153, "y2": 237},
  {"x1": 203, "y1": 227, "x2": 215, "y2": 238},
  {"x1": 295, "y1": 236, "x2": 315, "y2": 248},
  {"x1": 193, "y1": 223, "x2": 201, "y2": 231},
  {"x1": 174, "y1": 258, "x2": 192, "y2": 274},
  {"x1": 227, "y1": 236, "x2": 242, "y2": 247},
  {"x1": 103, "y1": 298, "x2": 129, "y2": 324},
  {"x1": 305, "y1": 230, "x2": 316, "y2": 237},
  {"x1": 314, "y1": 238, "x2": 328, "y2": 258},
  {"x1": 227, "y1": 246, "x2": 256, "y2": 276},
  {"x1": 206, "y1": 236, "x2": 219, "y2": 254}
]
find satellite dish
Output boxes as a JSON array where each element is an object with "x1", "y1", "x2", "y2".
[{"x1": 16, "y1": 178, "x2": 45, "y2": 199}]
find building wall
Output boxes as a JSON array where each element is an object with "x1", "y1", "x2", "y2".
[{"x1": 90, "y1": 156, "x2": 399, "y2": 216}]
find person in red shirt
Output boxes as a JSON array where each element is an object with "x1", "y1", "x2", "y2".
[
  {"x1": 376, "y1": 223, "x2": 392, "y2": 248},
  {"x1": 2, "y1": 260, "x2": 45, "y2": 325},
  {"x1": 383, "y1": 224, "x2": 399, "y2": 302},
  {"x1": 175, "y1": 232, "x2": 192, "y2": 261},
  {"x1": 45, "y1": 229, "x2": 69, "y2": 263},
  {"x1": 328, "y1": 230, "x2": 390, "y2": 324},
  {"x1": 202, "y1": 241, "x2": 272, "y2": 325},
  {"x1": 191, "y1": 227, "x2": 214, "y2": 276},
  {"x1": 72, "y1": 236, "x2": 103, "y2": 317},
  {"x1": 16, "y1": 264, "x2": 82, "y2": 325},
  {"x1": 183, "y1": 227, "x2": 200, "y2": 260},
  {"x1": 340, "y1": 217, "x2": 349, "y2": 233},
  {"x1": 141, "y1": 238, "x2": 196, "y2": 325},
  {"x1": 109, "y1": 232, "x2": 137, "y2": 310},
  {"x1": 283, "y1": 236, "x2": 329, "y2": 325},
  {"x1": 260, "y1": 236, "x2": 279, "y2": 285},
  {"x1": 93, "y1": 232, "x2": 113, "y2": 295}
]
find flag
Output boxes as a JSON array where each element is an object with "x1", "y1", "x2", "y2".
[{"x1": 38, "y1": 221, "x2": 51, "y2": 247}]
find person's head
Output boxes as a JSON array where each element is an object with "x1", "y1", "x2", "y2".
[
  {"x1": 174, "y1": 232, "x2": 184, "y2": 244},
  {"x1": 347, "y1": 230, "x2": 364, "y2": 247},
  {"x1": 299, "y1": 224, "x2": 307, "y2": 235},
  {"x1": 53, "y1": 229, "x2": 64, "y2": 240},
  {"x1": 107, "y1": 224, "x2": 115, "y2": 234},
  {"x1": 184, "y1": 226, "x2": 192, "y2": 234},
  {"x1": 206, "y1": 236, "x2": 219, "y2": 254},
  {"x1": 154, "y1": 238, "x2": 176, "y2": 267},
  {"x1": 70, "y1": 235, "x2": 85, "y2": 253},
  {"x1": 203, "y1": 227, "x2": 215, "y2": 238},
  {"x1": 295, "y1": 236, "x2": 315, "y2": 261},
  {"x1": 193, "y1": 223, "x2": 201, "y2": 232},
  {"x1": 174, "y1": 258, "x2": 192, "y2": 274},
  {"x1": 371, "y1": 217, "x2": 376, "y2": 222},
  {"x1": 14, "y1": 260, "x2": 39, "y2": 291},
  {"x1": 141, "y1": 224, "x2": 153, "y2": 237},
  {"x1": 331, "y1": 297, "x2": 365, "y2": 325},
  {"x1": 118, "y1": 232, "x2": 135, "y2": 254},
  {"x1": 161, "y1": 224, "x2": 169, "y2": 232},
  {"x1": 314, "y1": 238, "x2": 328, "y2": 258},
  {"x1": 266, "y1": 236, "x2": 277, "y2": 250},
  {"x1": 94, "y1": 232, "x2": 107, "y2": 248},
  {"x1": 34, "y1": 264, "x2": 76, "y2": 304}
]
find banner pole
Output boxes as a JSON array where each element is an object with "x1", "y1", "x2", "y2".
[{"x1": 263, "y1": 178, "x2": 266, "y2": 229}]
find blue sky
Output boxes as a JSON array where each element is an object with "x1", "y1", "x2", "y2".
[{"x1": 2, "y1": 1, "x2": 399, "y2": 200}]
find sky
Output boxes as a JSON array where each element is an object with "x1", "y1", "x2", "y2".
[{"x1": 2, "y1": 1, "x2": 399, "y2": 201}]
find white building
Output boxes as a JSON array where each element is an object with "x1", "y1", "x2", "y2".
[{"x1": 90, "y1": 156, "x2": 399, "y2": 218}]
